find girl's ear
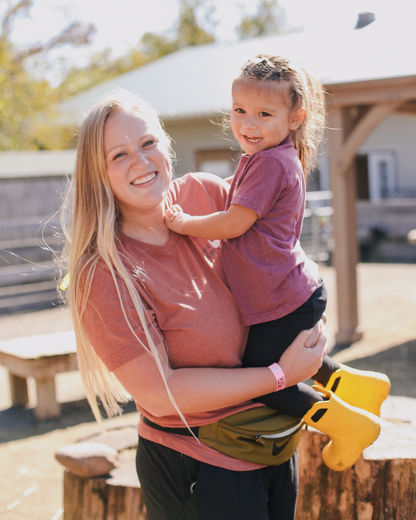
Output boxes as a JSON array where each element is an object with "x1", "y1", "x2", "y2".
[{"x1": 289, "y1": 108, "x2": 306, "y2": 130}]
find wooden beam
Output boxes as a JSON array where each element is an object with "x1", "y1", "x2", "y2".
[
  {"x1": 326, "y1": 83, "x2": 416, "y2": 108},
  {"x1": 396, "y1": 101, "x2": 416, "y2": 115},
  {"x1": 337, "y1": 102, "x2": 402, "y2": 175}
]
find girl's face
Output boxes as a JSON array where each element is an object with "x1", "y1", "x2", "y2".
[
  {"x1": 230, "y1": 79, "x2": 305, "y2": 156},
  {"x1": 104, "y1": 110, "x2": 171, "y2": 220}
]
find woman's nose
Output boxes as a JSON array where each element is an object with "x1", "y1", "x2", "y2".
[{"x1": 132, "y1": 149, "x2": 149, "y2": 169}]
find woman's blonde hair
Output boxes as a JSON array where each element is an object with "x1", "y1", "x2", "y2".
[
  {"x1": 234, "y1": 55, "x2": 326, "y2": 180},
  {"x1": 61, "y1": 89, "x2": 182, "y2": 426}
]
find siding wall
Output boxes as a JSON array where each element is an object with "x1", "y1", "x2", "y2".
[{"x1": 165, "y1": 118, "x2": 239, "y2": 177}]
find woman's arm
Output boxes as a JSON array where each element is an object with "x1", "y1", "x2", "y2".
[
  {"x1": 113, "y1": 323, "x2": 327, "y2": 417},
  {"x1": 164, "y1": 203, "x2": 258, "y2": 240}
]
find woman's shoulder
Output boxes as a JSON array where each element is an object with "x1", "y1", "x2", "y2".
[
  {"x1": 173, "y1": 171, "x2": 229, "y2": 191},
  {"x1": 168, "y1": 172, "x2": 230, "y2": 213}
]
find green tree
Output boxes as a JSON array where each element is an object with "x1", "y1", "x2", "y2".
[
  {"x1": 0, "y1": 0, "x2": 217, "y2": 150},
  {"x1": 139, "y1": 0, "x2": 216, "y2": 59},
  {"x1": 58, "y1": 0, "x2": 216, "y2": 98},
  {"x1": 0, "y1": 0, "x2": 95, "y2": 150},
  {"x1": 58, "y1": 48, "x2": 149, "y2": 98},
  {"x1": 235, "y1": 0, "x2": 288, "y2": 40},
  {"x1": 176, "y1": 0, "x2": 216, "y2": 47}
]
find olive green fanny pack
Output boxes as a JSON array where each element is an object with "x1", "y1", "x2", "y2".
[
  {"x1": 143, "y1": 407, "x2": 303, "y2": 466},
  {"x1": 198, "y1": 406, "x2": 303, "y2": 466}
]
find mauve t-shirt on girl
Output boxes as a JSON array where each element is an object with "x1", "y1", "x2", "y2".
[{"x1": 222, "y1": 136, "x2": 319, "y2": 326}]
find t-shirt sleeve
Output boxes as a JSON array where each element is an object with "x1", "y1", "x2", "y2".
[
  {"x1": 82, "y1": 261, "x2": 164, "y2": 371},
  {"x1": 231, "y1": 156, "x2": 288, "y2": 219},
  {"x1": 168, "y1": 172, "x2": 230, "y2": 215}
]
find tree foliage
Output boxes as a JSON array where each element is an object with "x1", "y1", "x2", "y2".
[
  {"x1": 235, "y1": 0, "x2": 288, "y2": 40},
  {"x1": 0, "y1": 0, "x2": 95, "y2": 150},
  {"x1": 0, "y1": 0, "x2": 217, "y2": 150},
  {"x1": 59, "y1": 0, "x2": 216, "y2": 98}
]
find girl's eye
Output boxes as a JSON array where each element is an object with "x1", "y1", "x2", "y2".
[
  {"x1": 234, "y1": 108, "x2": 245, "y2": 114},
  {"x1": 259, "y1": 112, "x2": 271, "y2": 117}
]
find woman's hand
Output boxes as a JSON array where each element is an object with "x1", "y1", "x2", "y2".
[
  {"x1": 164, "y1": 204, "x2": 191, "y2": 235},
  {"x1": 278, "y1": 320, "x2": 328, "y2": 388}
]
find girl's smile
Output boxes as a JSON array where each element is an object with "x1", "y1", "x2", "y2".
[{"x1": 230, "y1": 79, "x2": 305, "y2": 156}]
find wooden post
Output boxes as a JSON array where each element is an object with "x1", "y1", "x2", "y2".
[
  {"x1": 326, "y1": 98, "x2": 402, "y2": 345},
  {"x1": 35, "y1": 377, "x2": 60, "y2": 420},
  {"x1": 9, "y1": 373, "x2": 29, "y2": 406},
  {"x1": 327, "y1": 108, "x2": 363, "y2": 345}
]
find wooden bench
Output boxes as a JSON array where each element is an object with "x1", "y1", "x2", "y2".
[
  {"x1": 0, "y1": 331, "x2": 78, "y2": 420},
  {"x1": 62, "y1": 396, "x2": 416, "y2": 520}
]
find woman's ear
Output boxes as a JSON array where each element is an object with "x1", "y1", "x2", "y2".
[{"x1": 289, "y1": 109, "x2": 306, "y2": 130}]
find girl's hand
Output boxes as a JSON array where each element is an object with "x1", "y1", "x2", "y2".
[
  {"x1": 164, "y1": 204, "x2": 192, "y2": 235},
  {"x1": 279, "y1": 321, "x2": 328, "y2": 388}
]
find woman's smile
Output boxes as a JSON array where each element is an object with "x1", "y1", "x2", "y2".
[
  {"x1": 131, "y1": 171, "x2": 157, "y2": 186},
  {"x1": 104, "y1": 110, "x2": 171, "y2": 218}
]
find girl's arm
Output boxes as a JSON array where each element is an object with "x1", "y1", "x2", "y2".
[
  {"x1": 164, "y1": 203, "x2": 257, "y2": 240},
  {"x1": 113, "y1": 324, "x2": 327, "y2": 417}
]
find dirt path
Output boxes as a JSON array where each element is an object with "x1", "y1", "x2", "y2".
[{"x1": 0, "y1": 263, "x2": 415, "y2": 519}]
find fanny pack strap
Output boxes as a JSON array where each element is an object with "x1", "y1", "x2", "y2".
[{"x1": 141, "y1": 415, "x2": 199, "y2": 437}]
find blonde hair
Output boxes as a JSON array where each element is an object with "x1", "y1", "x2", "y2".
[
  {"x1": 60, "y1": 89, "x2": 183, "y2": 426},
  {"x1": 234, "y1": 54, "x2": 326, "y2": 180}
]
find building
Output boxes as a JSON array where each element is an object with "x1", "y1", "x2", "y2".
[{"x1": 3, "y1": 16, "x2": 416, "y2": 340}]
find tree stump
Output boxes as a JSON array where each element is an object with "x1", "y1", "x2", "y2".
[
  {"x1": 296, "y1": 396, "x2": 416, "y2": 520},
  {"x1": 62, "y1": 396, "x2": 416, "y2": 519},
  {"x1": 63, "y1": 462, "x2": 147, "y2": 520}
]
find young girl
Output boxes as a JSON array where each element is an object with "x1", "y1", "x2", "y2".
[{"x1": 165, "y1": 55, "x2": 391, "y2": 471}]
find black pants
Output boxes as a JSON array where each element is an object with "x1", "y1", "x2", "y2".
[
  {"x1": 243, "y1": 280, "x2": 339, "y2": 417},
  {"x1": 136, "y1": 437, "x2": 298, "y2": 520}
]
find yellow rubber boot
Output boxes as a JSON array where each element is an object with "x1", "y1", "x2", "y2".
[
  {"x1": 303, "y1": 386, "x2": 381, "y2": 471},
  {"x1": 315, "y1": 364, "x2": 391, "y2": 416}
]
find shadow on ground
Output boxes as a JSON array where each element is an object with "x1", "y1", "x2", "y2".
[
  {"x1": 0, "y1": 399, "x2": 138, "y2": 444},
  {"x1": 344, "y1": 338, "x2": 416, "y2": 399}
]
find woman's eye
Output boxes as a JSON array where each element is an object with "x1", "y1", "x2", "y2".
[
  {"x1": 143, "y1": 139, "x2": 156, "y2": 147},
  {"x1": 113, "y1": 152, "x2": 126, "y2": 160}
]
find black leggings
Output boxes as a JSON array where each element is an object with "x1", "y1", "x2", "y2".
[
  {"x1": 243, "y1": 280, "x2": 340, "y2": 417},
  {"x1": 136, "y1": 437, "x2": 298, "y2": 520}
]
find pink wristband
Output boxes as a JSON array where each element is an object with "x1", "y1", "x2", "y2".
[{"x1": 268, "y1": 363, "x2": 286, "y2": 391}]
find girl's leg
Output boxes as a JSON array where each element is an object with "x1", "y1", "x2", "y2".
[
  {"x1": 255, "y1": 381, "x2": 322, "y2": 417},
  {"x1": 136, "y1": 437, "x2": 298, "y2": 520},
  {"x1": 243, "y1": 281, "x2": 340, "y2": 415},
  {"x1": 313, "y1": 356, "x2": 341, "y2": 386}
]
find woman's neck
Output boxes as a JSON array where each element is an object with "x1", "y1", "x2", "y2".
[{"x1": 121, "y1": 207, "x2": 171, "y2": 246}]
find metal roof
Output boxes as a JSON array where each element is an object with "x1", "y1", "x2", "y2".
[
  {"x1": 58, "y1": 20, "x2": 416, "y2": 125},
  {"x1": 0, "y1": 150, "x2": 76, "y2": 178}
]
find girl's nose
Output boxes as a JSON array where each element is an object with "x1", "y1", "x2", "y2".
[{"x1": 241, "y1": 116, "x2": 256, "y2": 130}]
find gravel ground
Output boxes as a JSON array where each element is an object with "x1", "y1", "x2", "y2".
[{"x1": 0, "y1": 263, "x2": 415, "y2": 519}]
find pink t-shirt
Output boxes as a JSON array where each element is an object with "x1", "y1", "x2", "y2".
[
  {"x1": 83, "y1": 173, "x2": 264, "y2": 471},
  {"x1": 222, "y1": 136, "x2": 319, "y2": 326}
]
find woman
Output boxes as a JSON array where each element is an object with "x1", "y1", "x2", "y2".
[{"x1": 62, "y1": 89, "x2": 328, "y2": 520}]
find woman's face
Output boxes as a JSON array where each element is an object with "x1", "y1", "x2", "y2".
[{"x1": 104, "y1": 109, "x2": 171, "y2": 220}]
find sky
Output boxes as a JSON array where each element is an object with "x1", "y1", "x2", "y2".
[{"x1": 5, "y1": 0, "x2": 416, "y2": 72}]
